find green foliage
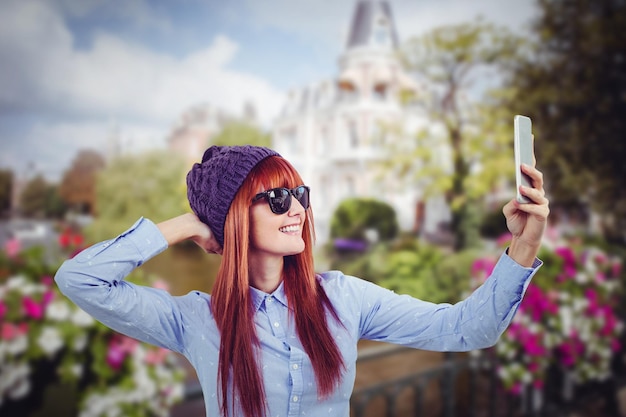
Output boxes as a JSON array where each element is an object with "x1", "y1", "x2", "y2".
[
  {"x1": 87, "y1": 150, "x2": 186, "y2": 243},
  {"x1": 19, "y1": 175, "x2": 65, "y2": 218},
  {"x1": 327, "y1": 240, "x2": 391, "y2": 279},
  {"x1": 329, "y1": 198, "x2": 398, "y2": 241},
  {"x1": 211, "y1": 122, "x2": 271, "y2": 147},
  {"x1": 0, "y1": 169, "x2": 12, "y2": 216},
  {"x1": 328, "y1": 235, "x2": 476, "y2": 304},
  {"x1": 378, "y1": 245, "x2": 482, "y2": 304},
  {"x1": 508, "y1": 0, "x2": 626, "y2": 244}
]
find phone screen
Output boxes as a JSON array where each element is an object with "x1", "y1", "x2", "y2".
[{"x1": 514, "y1": 115, "x2": 533, "y2": 204}]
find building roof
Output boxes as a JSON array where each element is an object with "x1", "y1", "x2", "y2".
[{"x1": 346, "y1": 1, "x2": 399, "y2": 50}]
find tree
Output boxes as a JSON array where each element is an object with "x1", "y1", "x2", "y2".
[
  {"x1": 508, "y1": 0, "x2": 626, "y2": 244},
  {"x1": 87, "y1": 150, "x2": 186, "y2": 242},
  {"x1": 59, "y1": 149, "x2": 106, "y2": 214},
  {"x1": 384, "y1": 20, "x2": 525, "y2": 250},
  {"x1": 330, "y1": 198, "x2": 399, "y2": 242},
  {"x1": 211, "y1": 122, "x2": 271, "y2": 147},
  {"x1": 0, "y1": 169, "x2": 12, "y2": 217},
  {"x1": 19, "y1": 175, "x2": 63, "y2": 218}
]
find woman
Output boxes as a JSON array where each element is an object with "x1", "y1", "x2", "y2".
[{"x1": 55, "y1": 145, "x2": 549, "y2": 417}]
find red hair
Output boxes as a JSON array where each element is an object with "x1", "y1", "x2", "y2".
[{"x1": 211, "y1": 156, "x2": 345, "y2": 417}]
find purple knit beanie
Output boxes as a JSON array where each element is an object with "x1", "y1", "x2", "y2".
[{"x1": 186, "y1": 145, "x2": 280, "y2": 247}]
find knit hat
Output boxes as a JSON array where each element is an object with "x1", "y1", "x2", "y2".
[{"x1": 186, "y1": 145, "x2": 280, "y2": 247}]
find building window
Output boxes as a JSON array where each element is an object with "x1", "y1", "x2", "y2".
[
  {"x1": 373, "y1": 84, "x2": 387, "y2": 102},
  {"x1": 373, "y1": 17, "x2": 390, "y2": 46},
  {"x1": 281, "y1": 126, "x2": 297, "y2": 153},
  {"x1": 318, "y1": 126, "x2": 328, "y2": 155},
  {"x1": 348, "y1": 120, "x2": 359, "y2": 148},
  {"x1": 370, "y1": 121, "x2": 387, "y2": 146}
]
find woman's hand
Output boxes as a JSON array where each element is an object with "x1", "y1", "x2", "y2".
[
  {"x1": 157, "y1": 213, "x2": 223, "y2": 255},
  {"x1": 502, "y1": 162, "x2": 550, "y2": 267}
]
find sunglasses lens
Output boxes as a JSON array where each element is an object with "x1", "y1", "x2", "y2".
[
  {"x1": 268, "y1": 188, "x2": 291, "y2": 214},
  {"x1": 294, "y1": 186, "x2": 309, "y2": 210}
]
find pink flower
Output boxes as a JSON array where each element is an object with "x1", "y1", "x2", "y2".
[
  {"x1": 145, "y1": 347, "x2": 169, "y2": 365},
  {"x1": 0, "y1": 301, "x2": 6, "y2": 321},
  {"x1": 471, "y1": 257, "x2": 496, "y2": 282},
  {"x1": 23, "y1": 296, "x2": 44, "y2": 319},
  {"x1": 600, "y1": 308, "x2": 618, "y2": 336},
  {"x1": 612, "y1": 262, "x2": 622, "y2": 277},
  {"x1": 555, "y1": 247, "x2": 577, "y2": 279},
  {"x1": 4, "y1": 237, "x2": 20, "y2": 257},
  {"x1": 522, "y1": 333, "x2": 546, "y2": 356},
  {"x1": 106, "y1": 345, "x2": 127, "y2": 370},
  {"x1": 106, "y1": 335, "x2": 138, "y2": 370},
  {"x1": 510, "y1": 381, "x2": 523, "y2": 395},
  {"x1": 496, "y1": 232, "x2": 512, "y2": 247},
  {"x1": 1, "y1": 322, "x2": 28, "y2": 340},
  {"x1": 152, "y1": 280, "x2": 170, "y2": 291},
  {"x1": 43, "y1": 290, "x2": 55, "y2": 306},
  {"x1": 611, "y1": 339, "x2": 621, "y2": 353}
]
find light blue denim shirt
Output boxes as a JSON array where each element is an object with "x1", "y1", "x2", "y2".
[{"x1": 55, "y1": 217, "x2": 541, "y2": 417}]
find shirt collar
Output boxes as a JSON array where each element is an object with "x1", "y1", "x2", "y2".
[{"x1": 248, "y1": 280, "x2": 288, "y2": 312}]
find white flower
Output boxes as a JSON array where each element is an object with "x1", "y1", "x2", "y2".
[
  {"x1": 6, "y1": 275, "x2": 26, "y2": 290},
  {"x1": 6, "y1": 334, "x2": 28, "y2": 355},
  {"x1": 71, "y1": 308, "x2": 95, "y2": 327},
  {"x1": 46, "y1": 300, "x2": 71, "y2": 321},
  {"x1": 71, "y1": 364, "x2": 83, "y2": 378},
  {"x1": 168, "y1": 382, "x2": 184, "y2": 401},
  {"x1": 21, "y1": 283, "x2": 46, "y2": 296},
  {"x1": 8, "y1": 377, "x2": 30, "y2": 400},
  {"x1": 73, "y1": 334, "x2": 88, "y2": 351},
  {"x1": 0, "y1": 363, "x2": 31, "y2": 399},
  {"x1": 37, "y1": 326, "x2": 63, "y2": 356},
  {"x1": 575, "y1": 272, "x2": 588, "y2": 283},
  {"x1": 559, "y1": 306, "x2": 573, "y2": 336}
]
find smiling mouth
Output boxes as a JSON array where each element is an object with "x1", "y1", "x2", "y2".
[{"x1": 279, "y1": 225, "x2": 300, "y2": 233}]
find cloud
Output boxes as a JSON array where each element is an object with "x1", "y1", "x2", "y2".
[
  {"x1": 245, "y1": 0, "x2": 536, "y2": 46},
  {"x1": 245, "y1": 0, "x2": 353, "y2": 48},
  {"x1": 56, "y1": 0, "x2": 173, "y2": 32},
  {"x1": 0, "y1": 0, "x2": 285, "y2": 179},
  {"x1": 393, "y1": 0, "x2": 537, "y2": 39},
  {"x1": 0, "y1": 0, "x2": 284, "y2": 125}
]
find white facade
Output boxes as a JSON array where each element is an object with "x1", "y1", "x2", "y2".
[{"x1": 272, "y1": 0, "x2": 449, "y2": 243}]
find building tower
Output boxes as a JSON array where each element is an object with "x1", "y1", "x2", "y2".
[{"x1": 272, "y1": 0, "x2": 438, "y2": 243}]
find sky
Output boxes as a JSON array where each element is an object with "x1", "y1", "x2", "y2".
[{"x1": 0, "y1": 0, "x2": 539, "y2": 182}]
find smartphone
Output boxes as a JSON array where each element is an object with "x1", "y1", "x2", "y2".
[{"x1": 514, "y1": 115, "x2": 533, "y2": 204}]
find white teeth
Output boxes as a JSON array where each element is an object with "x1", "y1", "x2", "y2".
[{"x1": 279, "y1": 225, "x2": 300, "y2": 233}]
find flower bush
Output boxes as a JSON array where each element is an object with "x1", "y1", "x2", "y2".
[
  {"x1": 471, "y1": 234, "x2": 624, "y2": 395},
  {"x1": 0, "y1": 233, "x2": 184, "y2": 417}
]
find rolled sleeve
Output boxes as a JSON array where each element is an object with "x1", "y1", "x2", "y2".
[
  {"x1": 54, "y1": 218, "x2": 188, "y2": 353},
  {"x1": 356, "y1": 250, "x2": 542, "y2": 351}
]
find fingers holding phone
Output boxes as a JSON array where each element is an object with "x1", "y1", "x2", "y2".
[{"x1": 517, "y1": 163, "x2": 546, "y2": 205}]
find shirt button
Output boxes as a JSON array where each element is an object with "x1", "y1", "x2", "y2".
[
  {"x1": 292, "y1": 364, "x2": 299, "y2": 370},
  {"x1": 292, "y1": 395, "x2": 299, "y2": 402},
  {"x1": 273, "y1": 322, "x2": 280, "y2": 327}
]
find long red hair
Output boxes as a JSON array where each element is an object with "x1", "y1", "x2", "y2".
[{"x1": 211, "y1": 156, "x2": 345, "y2": 417}]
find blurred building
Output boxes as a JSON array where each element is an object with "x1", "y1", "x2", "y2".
[
  {"x1": 167, "y1": 104, "x2": 239, "y2": 168},
  {"x1": 272, "y1": 0, "x2": 449, "y2": 242}
]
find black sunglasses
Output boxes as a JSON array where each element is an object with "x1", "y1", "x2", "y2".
[{"x1": 252, "y1": 186, "x2": 310, "y2": 214}]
